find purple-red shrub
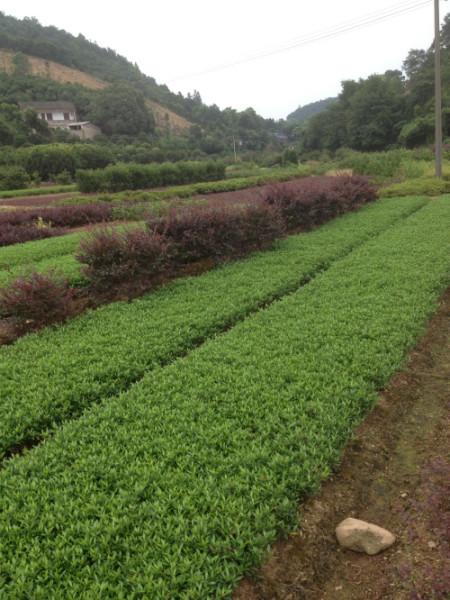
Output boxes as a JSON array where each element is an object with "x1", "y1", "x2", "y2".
[
  {"x1": 263, "y1": 176, "x2": 377, "y2": 230},
  {"x1": 0, "y1": 203, "x2": 113, "y2": 228},
  {"x1": 0, "y1": 203, "x2": 113, "y2": 247},
  {"x1": 77, "y1": 227, "x2": 168, "y2": 293},
  {"x1": 0, "y1": 224, "x2": 64, "y2": 247},
  {"x1": 0, "y1": 272, "x2": 75, "y2": 334},
  {"x1": 148, "y1": 203, "x2": 284, "y2": 264}
]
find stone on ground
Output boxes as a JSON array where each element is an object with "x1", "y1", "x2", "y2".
[{"x1": 335, "y1": 518, "x2": 396, "y2": 555}]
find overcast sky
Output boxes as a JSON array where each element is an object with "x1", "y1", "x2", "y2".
[{"x1": 1, "y1": 0, "x2": 445, "y2": 119}]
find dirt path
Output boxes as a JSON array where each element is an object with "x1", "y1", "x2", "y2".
[{"x1": 235, "y1": 288, "x2": 450, "y2": 600}]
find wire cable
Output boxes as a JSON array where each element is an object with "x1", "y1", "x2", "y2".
[{"x1": 168, "y1": 0, "x2": 432, "y2": 83}]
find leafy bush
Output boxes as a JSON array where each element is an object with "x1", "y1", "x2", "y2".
[
  {"x1": 0, "y1": 203, "x2": 113, "y2": 247},
  {"x1": 0, "y1": 272, "x2": 75, "y2": 333},
  {"x1": 263, "y1": 176, "x2": 377, "y2": 229},
  {"x1": 0, "y1": 203, "x2": 113, "y2": 229},
  {"x1": 76, "y1": 160, "x2": 226, "y2": 193},
  {"x1": 0, "y1": 184, "x2": 77, "y2": 199},
  {"x1": 148, "y1": 203, "x2": 284, "y2": 263},
  {"x1": 16, "y1": 144, "x2": 115, "y2": 180},
  {"x1": 0, "y1": 165, "x2": 30, "y2": 190},
  {"x1": 77, "y1": 228, "x2": 168, "y2": 293},
  {"x1": 379, "y1": 177, "x2": 450, "y2": 198},
  {"x1": 53, "y1": 170, "x2": 73, "y2": 185},
  {"x1": 0, "y1": 223, "x2": 62, "y2": 247}
]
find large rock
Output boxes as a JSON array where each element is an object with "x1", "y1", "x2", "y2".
[{"x1": 335, "y1": 518, "x2": 396, "y2": 555}]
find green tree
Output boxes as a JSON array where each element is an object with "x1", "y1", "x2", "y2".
[{"x1": 89, "y1": 84, "x2": 155, "y2": 136}]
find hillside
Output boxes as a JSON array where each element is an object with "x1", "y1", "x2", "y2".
[
  {"x1": 0, "y1": 49, "x2": 192, "y2": 134},
  {"x1": 0, "y1": 12, "x2": 279, "y2": 150},
  {"x1": 287, "y1": 97, "x2": 336, "y2": 125}
]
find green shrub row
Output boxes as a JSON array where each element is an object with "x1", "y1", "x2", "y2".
[
  {"x1": 0, "y1": 198, "x2": 448, "y2": 597},
  {"x1": 379, "y1": 177, "x2": 450, "y2": 198},
  {"x1": 55, "y1": 167, "x2": 310, "y2": 207},
  {"x1": 0, "y1": 184, "x2": 77, "y2": 199},
  {"x1": 16, "y1": 143, "x2": 115, "y2": 180},
  {"x1": 0, "y1": 165, "x2": 30, "y2": 191},
  {"x1": 0, "y1": 196, "x2": 425, "y2": 457},
  {"x1": 76, "y1": 160, "x2": 226, "y2": 193}
]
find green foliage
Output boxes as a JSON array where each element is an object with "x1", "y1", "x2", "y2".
[
  {"x1": 298, "y1": 15, "x2": 450, "y2": 153},
  {"x1": 0, "y1": 196, "x2": 426, "y2": 456},
  {"x1": 53, "y1": 170, "x2": 72, "y2": 185},
  {"x1": 76, "y1": 160, "x2": 226, "y2": 192},
  {"x1": 399, "y1": 116, "x2": 434, "y2": 148},
  {"x1": 16, "y1": 143, "x2": 115, "y2": 179},
  {"x1": 379, "y1": 177, "x2": 450, "y2": 197},
  {"x1": 286, "y1": 97, "x2": 336, "y2": 125},
  {"x1": 0, "y1": 164, "x2": 30, "y2": 190},
  {"x1": 11, "y1": 51, "x2": 30, "y2": 76},
  {"x1": 0, "y1": 199, "x2": 448, "y2": 597},
  {"x1": 282, "y1": 148, "x2": 298, "y2": 165},
  {"x1": 0, "y1": 14, "x2": 284, "y2": 151},
  {"x1": 0, "y1": 102, "x2": 51, "y2": 146},
  {"x1": 0, "y1": 183, "x2": 76, "y2": 199},
  {"x1": 335, "y1": 148, "x2": 427, "y2": 180},
  {"x1": 89, "y1": 83, "x2": 155, "y2": 136}
]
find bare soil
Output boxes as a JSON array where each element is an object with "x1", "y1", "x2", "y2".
[{"x1": 234, "y1": 288, "x2": 450, "y2": 600}]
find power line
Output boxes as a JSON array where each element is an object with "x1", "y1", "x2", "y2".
[{"x1": 168, "y1": 0, "x2": 431, "y2": 83}]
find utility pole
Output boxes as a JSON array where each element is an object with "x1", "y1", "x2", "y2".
[{"x1": 434, "y1": 0, "x2": 443, "y2": 178}]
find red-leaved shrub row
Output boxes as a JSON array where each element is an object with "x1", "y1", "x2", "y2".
[
  {"x1": 0, "y1": 203, "x2": 113, "y2": 229},
  {"x1": 0, "y1": 224, "x2": 65, "y2": 247},
  {"x1": 77, "y1": 229, "x2": 168, "y2": 294},
  {"x1": 77, "y1": 176, "x2": 376, "y2": 292},
  {"x1": 0, "y1": 272, "x2": 75, "y2": 334},
  {"x1": 148, "y1": 203, "x2": 284, "y2": 263},
  {"x1": 263, "y1": 176, "x2": 377, "y2": 229},
  {"x1": 0, "y1": 203, "x2": 114, "y2": 247},
  {"x1": 1, "y1": 176, "x2": 377, "y2": 334}
]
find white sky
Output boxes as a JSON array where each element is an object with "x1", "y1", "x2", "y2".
[{"x1": 1, "y1": 0, "x2": 445, "y2": 119}]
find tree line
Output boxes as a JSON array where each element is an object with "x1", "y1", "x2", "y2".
[{"x1": 293, "y1": 14, "x2": 450, "y2": 153}]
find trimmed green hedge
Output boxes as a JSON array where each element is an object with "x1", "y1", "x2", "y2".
[
  {"x1": 0, "y1": 196, "x2": 425, "y2": 457},
  {"x1": 379, "y1": 177, "x2": 450, "y2": 198},
  {"x1": 0, "y1": 184, "x2": 77, "y2": 200},
  {"x1": 76, "y1": 160, "x2": 226, "y2": 193},
  {"x1": 0, "y1": 198, "x2": 448, "y2": 597}
]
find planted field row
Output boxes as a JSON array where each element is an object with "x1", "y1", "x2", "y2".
[
  {"x1": 65, "y1": 166, "x2": 312, "y2": 206},
  {"x1": 0, "y1": 184, "x2": 77, "y2": 200},
  {"x1": 0, "y1": 198, "x2": 448, "y2": 597},
  {"x1": 0, "y1": 196, "x2": 425, "y2": 457}
]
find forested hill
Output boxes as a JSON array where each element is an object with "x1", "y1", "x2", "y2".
[
  {"x1": 298, "y1": 13, "x2": 450, "y2": 153},
  {"x1": 286, "y1": 98, "x2": 336, "y2": 124},
  {"x1": 0, "y1": 12, "x2": 280, "y2": 150}
]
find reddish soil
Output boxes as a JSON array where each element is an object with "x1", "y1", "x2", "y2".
[{"x1": 234, "y1": 288, "x2": 450, "y2": 600}]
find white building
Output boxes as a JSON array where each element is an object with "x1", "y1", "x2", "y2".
[{"x1": 19, "y1": 101, "x2": 101, "y2": 140}]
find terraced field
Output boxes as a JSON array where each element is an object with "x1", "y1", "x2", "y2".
[{"x1": 0, "y1": 195, "x2": 448, "y2": 598}]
